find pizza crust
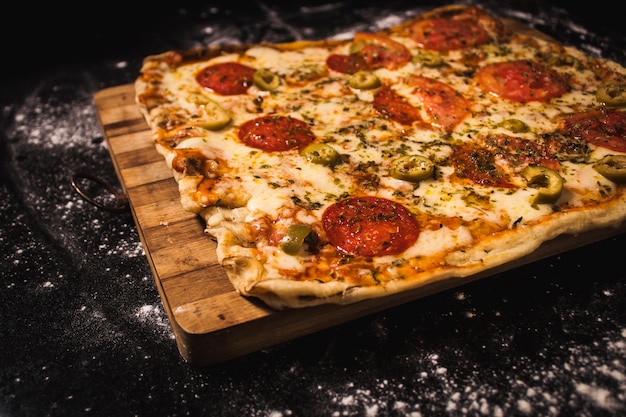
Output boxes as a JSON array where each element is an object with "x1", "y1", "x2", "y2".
[
  {"x1": 135, "y1": 4, "x2": 626, "y2": 310},
  {"x1": 205, "y1": 194, "x2": 626, "y2": 310}
]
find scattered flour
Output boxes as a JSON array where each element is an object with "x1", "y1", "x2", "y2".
[
  {"x1": 296, "y1": 326, "x2": 626, "y2": 417},
  {"x1": 3, "y1": 5, "x2": 626, "y2": 417}
]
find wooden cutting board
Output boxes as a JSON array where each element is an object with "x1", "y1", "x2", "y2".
[{"x1": 94, "y1": 83, "x2": 626, "y2": 367}]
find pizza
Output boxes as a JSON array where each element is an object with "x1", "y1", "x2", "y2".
[{"x1": 134, "y1": 4, "x2": 626, "y2": 310}]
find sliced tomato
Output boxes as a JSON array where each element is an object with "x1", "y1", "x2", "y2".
[
  {"x1": 558, "y1": 109, "x2": 626, "y2": 152},
  {"x1": 196, "y1": 62, "x2": 255, "y2": 95},
  {"x1": 477, "y1": 60, "x2": 568, "y2": 103},
  {"x1": 408, "y1": 75, "x2": 470, "y2": 132},
  {"x1": 373, "y1": 86, "x2": 421, "y2": 125},
  {"x1": 322, "y1": 196, "x2": 419, "y2": 257},
  {"x1": 237, "y1": 115, "x2": 316, "y2": 152}
]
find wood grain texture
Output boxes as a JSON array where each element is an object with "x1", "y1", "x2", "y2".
[{"x1": 94, "y1": 83, "x2": 626, "y2": 366}]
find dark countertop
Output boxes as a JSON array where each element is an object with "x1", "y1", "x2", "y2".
[{"x1": 2, "y1": 1, "x2": 626, "y2": 416}]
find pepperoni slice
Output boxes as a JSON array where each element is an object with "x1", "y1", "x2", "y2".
[
  {"x1": 352, "y1": 32, "x2": 411, "y2": 71},
  {"x1": 373, "y1": 87, "x2": 421, "y2": 125},
  {"x1": 237, "y1": 115, "x2": 316, "y2": 152},
  {"x1": 196, "y1": 62, "x2": 255, "y2": 95},
  {"x1": 558, "y1": 109, "x2": 626, "y2": 152},
  {"x1": 476, "y1": 60, "x2": 568, "y2": 103},
  {"x1": 326, "y1": 32, "x2": 410, "y2": 74},
  {"x1": 408, "y1": 75, "x2": 470, "y2": 132},
  {"x1": 326, "y1": 53, "x2": 369, "y2": 74},
  {"x1": 409, "y1": 6, "x2": 495, "y2": 51},
  {"x1": 450, "y1": 144, "x2": 515, "y2": 188},
  {"x1": 483, "y1": 135, "x2": 560, "y2": 171},
  {"x1": 322, "y1": 196, "x2": 419, "y2": 257}
]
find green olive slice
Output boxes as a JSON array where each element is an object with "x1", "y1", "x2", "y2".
[
  {"x1": 349, "y1": 40, "x2": 365, "y2": 55},
  {"x1": 348, "y1": 71, "x2": 381, "y2": 90},
  {"x1": 522, "y1": 165, "x2": 564, "y2": 204},
  {"x1": 596, "y1": 83, "x2": 626, "y2": 107},
  {"x1": 279, "y1": 224, "x2": 313, "y2": 255},
  {"x1": 187, "y1": 93, "x2": 231, "y2": 130},
  {"x1": 593, "y1": 154, "x2": 626, "y2": 183},
  {"x1": 253, "y1": 69, "x2": 281, "y2": 91},
  {"x1": 300, "y1": 143, "x2": 341, "y2": 166},
  {"x1": 546, "y1": 54, "x2": 577, "y2": 67},
  {"x1": 413, "y1": 52, "x2": 444, "y2": 68},
  {"x1": 499, "y1": 118, "x2": 529, "y2": 133},
  {"x1": 390, "y1": 155, "x2": 434, "y2": 182}
]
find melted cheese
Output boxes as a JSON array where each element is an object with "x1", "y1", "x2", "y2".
[{"x1": 149, "y1": 21, "x2": 626, "y2": 279}]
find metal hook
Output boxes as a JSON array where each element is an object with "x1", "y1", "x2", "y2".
[{"x1": 70, "y1": 172, "x2": 130, "y2": 214}]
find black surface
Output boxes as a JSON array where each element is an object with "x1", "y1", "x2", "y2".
[{"x1": 2, "y1": 1, "x2": 626, "y2": 416}]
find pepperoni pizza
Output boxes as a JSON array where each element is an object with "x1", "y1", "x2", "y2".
[{"x1": 134, "y1": 5, "x2": 626, "y2": 309}]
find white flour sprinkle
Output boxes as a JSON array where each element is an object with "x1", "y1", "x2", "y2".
[
  {"x1": 6, "y1": 72, "x2": 147, "y2": 263},
  {"x1": 11, "y1": 93, "x2": 102, "y2": 149},
  {"x1": 312, "y1": 325, "x2": 626, "y2": 416},
  {"x1": 576, "y1": 384, "x2": 621, "y2": 411},
  {"x1": 135, "y1": 304, "x2": 175, "y2": 340}
]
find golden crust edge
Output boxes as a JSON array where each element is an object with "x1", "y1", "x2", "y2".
[{"x1": 203, "y1": 194, "x2": 626, "y2": 310}]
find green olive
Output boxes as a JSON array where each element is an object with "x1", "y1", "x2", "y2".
[
  {"x1": 522, "y1": 165, "x2": 564, "y2": 204},
  {"x1": 348, "y1": 71, "x2": 381, "y2": 90},
  {"x1": 253, "y1": 69, "x2": 281, "y2": 91},
  {"x1": 279, "y1": 224, "x2": 313, "y2": 255},
  {"x1": 187, "y1": 93, "x2": 231, "y2": 130},
  {"x1": 413, "y1": 52, "x2": 444, "y2": 68},
  {"x1": 349, "y1": 40, "x2": 365, "y2": 55},
  {"x1": 546, "y1": 54, "x2": 577, "y2": 67},
  {"x1": 390, "y1": 155, "x2": 434, "y2": 182},
  {"x1": 499, "y1": 118, "x2": 529, "y2": 133},
  {"x1": 596, "y1": 83, "x2": 626, "y2": 107},
  {"x1": 593, "y1": 154, "x2": 626, "y2": 183},
  {"x1": 300, "y1": 143, "x2": 341, "y2": 166}
]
